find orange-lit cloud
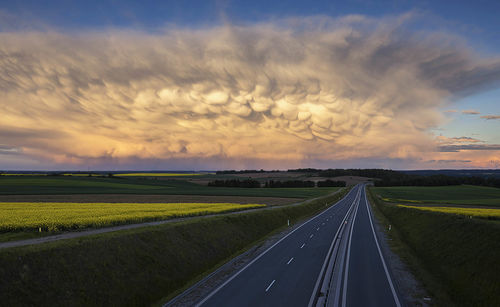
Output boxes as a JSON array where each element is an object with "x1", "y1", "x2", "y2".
[
  {"x1": 462, "y1": 110, "x2": 481, "y2": 115},
  {"x1": 1, "y1": 15, "x2": 500, "y2": 169},
  {"x1": 481, "y1": 115, "x2": 500, "y2": 120}
]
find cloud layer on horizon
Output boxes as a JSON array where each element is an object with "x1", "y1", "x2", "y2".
[{"x1": 1, "y1": 14, "x2": 500, "y2": 169}]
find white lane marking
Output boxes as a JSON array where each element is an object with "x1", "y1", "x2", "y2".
[
  {"x1": 195, "y1": 186, "x2": 355, "y2": 306},
  {"x1": 308, "y1": 185, "x2": 362, "y2": 307},
  {"x1": 265, "y1": 280, "x2": 276, "y2": 292},
  {"x1": 300, "y1": 243, "x2": 306, "y2": 249},
  {"x1": 287, "y1": 257, "x2": 294, "y2": 265},
  {"x1": 310, "y1": 234, "x2": 314, "y2": 238},
  {"x1": 322, "y1": 223, "x2": 325, "y2": 225},
  {"x1": 316, "y1": 227, "x2": 320, "y2": 231},
  {"x1": 341, "y1": 187, "x2": 361, "y2": 307},
  {"x1": 363, "y1": 186, "x2": 402, "y2": 307}
]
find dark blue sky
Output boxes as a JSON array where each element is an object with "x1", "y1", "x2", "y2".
[{"x1": 1, "y1": 0, "x2": 499, "y2": 52}]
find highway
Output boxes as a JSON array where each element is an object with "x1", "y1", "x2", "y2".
[
  {"x1": 195, "y1": 184, "x2": 402, "y2": 307},
  {"x1": 193, "y1": 184, "x2": 401, "y2": 306}
]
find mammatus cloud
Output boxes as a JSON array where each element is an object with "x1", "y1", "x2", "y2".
[
  {"x1": 481, "y1": 115, "x2": 500, "y2": 120},
  {"x1": 1, "y1": 14, "x2": 500, "y2": 169}
]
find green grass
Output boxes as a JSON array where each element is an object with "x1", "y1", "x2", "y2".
[
  {"x1": 0, "y1": 188, "x2": 348, "y2": 306},
  {"x1": 0, "y1": 202, "x2": 265, "y2": 233},
  {"x1": 0, "y1": 176, "x2": 337, "y2": 198},
  {"x1": 372, "y1": 185, "x2": 500, "y2": 207},
  {"x1": 398, "y1": 205, "x2": 500, "y2": 220},
  {"x1": 368, "y1": 187, "x2": 500, "y2": 306},
  {"x1": 116, "y1": 173, "x2": 205, "y2": 177}
]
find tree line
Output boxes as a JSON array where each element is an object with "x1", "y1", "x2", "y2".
[
  {"x1": 375, "y1": 174, "x2": 500, "y2": 188},
  {"x1": 207, "y1": 179, "x2": 346, "y2": 188}
]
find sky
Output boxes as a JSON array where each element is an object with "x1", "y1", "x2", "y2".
[{"x1": 0, "y1": 0, "x2": 499, "y2": 170}]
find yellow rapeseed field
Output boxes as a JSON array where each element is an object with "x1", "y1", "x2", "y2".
[
  {"x1": 398, "y1": 205, "x2": 500, "y2": 219},
  {"x1": 0, "y1": 202, "x2": 265, "y2": 232}
]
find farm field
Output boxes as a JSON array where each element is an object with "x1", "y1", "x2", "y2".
[
  {"x1": 0, "y1": 202, "x2": 265, "y2": 234},
  {"x1": 372, "y1": 185, "x2": 500, "y2": 207},
  {"x1": 398, "y1": 205, "x2": 500, "y2": 219},
  {"x1": 0, "y1": 194, "x2": 297, "y2": 206},
  {"x1": 0, "y1": 176, "x2": 338, "y2": 198},
  {"x1": 115, "y1": 173, "x2": 205, "y2": 177}
]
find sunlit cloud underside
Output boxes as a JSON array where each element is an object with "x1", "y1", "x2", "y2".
[{"x1": 1, "y1": 15, "x2": 500, "y2": 169}]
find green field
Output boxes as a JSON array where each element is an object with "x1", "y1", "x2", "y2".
[
  {"x1": 372, "y1": 185, "x2": 500, "y2": 207},
  {"x1": 116, "y1": 173, "x2": 205, "y2": 177},
  {"x1": 0, "y1": 176, "x2": 337, "y2": 198},
  {"x1": 0, "y1": 202, "x2": 264, "y2": 233}
]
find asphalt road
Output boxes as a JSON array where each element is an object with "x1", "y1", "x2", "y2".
[
  {"x1": 196, "y1": 184, "x2": 401, "y2": 307},
  {"x1": 197, "y1": 185, "x2": 361, "y2": 307},
  {"x1": 341, "y1": 186, "x2": 401, "y2": 307}
]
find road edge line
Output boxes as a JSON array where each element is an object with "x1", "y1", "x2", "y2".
[
  {"x1": 364, "y1": 186, "x2": 402, "y2": 307},
  {"x1": 194, "y1": 187, "x2": 355, "y2": 306},
  {"x1": 307, "y1": 185, "x2": 359, "y2": 307}
]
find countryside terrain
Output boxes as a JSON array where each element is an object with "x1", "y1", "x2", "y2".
[
  {"x1": 0, "y1": 171, "x2": 348, "y2": 306},
  {"x1": 368, "y1": 183, "x2": 500, "y2": 306},
  {"x1": 0, "y1": 169, "x2": 499, "y2": 306}
]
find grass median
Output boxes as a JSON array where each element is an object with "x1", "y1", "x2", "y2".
[{"x1": 0, "y1": 188, "x2": 347, "y2": 306}]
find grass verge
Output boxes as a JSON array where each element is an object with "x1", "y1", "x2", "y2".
[
  {"x1": 367, "y1": 187, "x2": 500, "y2": 306},
  {"x1": 0, "y1": 188, "x2": 347, "y2": 306}
]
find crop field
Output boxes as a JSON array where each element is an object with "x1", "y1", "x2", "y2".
[
  {"x1": 372, "y1": 185, "x2": 500, "y2": 207},
  {"x1": 398, "y1": 205, "x2": 500, "y2": 219},
  {"x1": 116, "y1": 173, "x2": 205, "y2": 177},
  {"x1": 0, "y1": 202, "x2": 265, "y2": 233},
  {"x1": 0, "y1": 176, "x2": 337, "y2": 198}
]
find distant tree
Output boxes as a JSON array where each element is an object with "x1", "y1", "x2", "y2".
[
  {"x1": 265, "y1": 180, "x2": 315, "y2": 188},
  {"x1": 208, "y1": 179, "x2": 261, "y2": 188},
  {"x1": 317, "y1": 180, "x2": 346, "y2": 187}
]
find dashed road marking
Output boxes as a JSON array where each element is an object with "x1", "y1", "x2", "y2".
[
  {"x1": 310, "y1": 234, "x2": 314, "y2": 238},
  {"x1": 300, "y1": 243, "x2": 305, "y2": 249},
  {"x1": 265, "y1": 280, "x2": 276, "y2": 292},
  {"x1": 287, "y1": 257, "x2": 294, "y2": 265}
]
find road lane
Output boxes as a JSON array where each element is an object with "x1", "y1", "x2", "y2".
[
  {"x1": 343, "y1": 186, "x2": 401, "y2": 307},
  {"x1": 197, "y1": 185, "x2": 361, "y2": 307}
]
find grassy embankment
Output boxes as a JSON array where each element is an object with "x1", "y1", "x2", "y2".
[
  {"x1": 0, "y1": 176, "x2": 335, "y2": 198},
  {"x1": 368, "y1": 186, "x2": 500, "y2": 306},
  {"x1": 0, "y1": 187, "x2": 347, "y2": 306}
]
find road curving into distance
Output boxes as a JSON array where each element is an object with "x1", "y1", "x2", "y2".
[{"x1": 194, "y1": 184, "x2": 401, "y2": 307}]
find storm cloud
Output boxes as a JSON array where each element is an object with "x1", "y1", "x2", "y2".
[{"x1": 1, "y1": 15, "x2": 500, "y2": 168}]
